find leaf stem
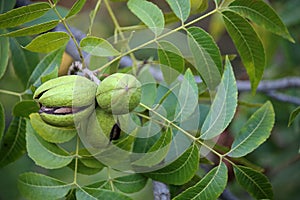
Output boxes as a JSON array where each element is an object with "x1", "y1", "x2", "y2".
[
  {"x1": 0, "y1": 89, "x2": 23, "y2": 101},
  {"x1": 88, "y1": 0, "x2": 102, "y2": 36},
  {"x1": 73, "y1": 135, "x2": 80, "y2": 184}
]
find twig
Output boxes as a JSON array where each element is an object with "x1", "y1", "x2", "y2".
[{"x1": 266, "y1": 91, "x2": 300, "y2": 105}]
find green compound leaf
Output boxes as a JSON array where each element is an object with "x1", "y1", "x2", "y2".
[
  {"x1": 187, "y1": 26, "x2": 222, "y2": 90},
  {"x1": 173, "y1": 162, "x2": 228, "y2": 200},
  {"x1": 228, "y1": 101, "x2": 275, "y2": 158},
  {"x1": 144, "y1": 143, "x2": 199, "y2": 185},
  {"x1": 113, "y1": 174, "x2": 148, "y2": 194},
  {"x1": 222, "y1": 10, "x2": 265, "y2": 93},
  {"x1": 29, "y1": 113, "x2": 76, "y2": 143},
  {"x1": 66, "y1": 0, "x2": 87, "y2": 19},
  {"x1": 128, "y1": 0, "x2": 164, "y2": 36},
  {"x1": 0, "y1": 30, "x2": 9, "y2": 79},
  {"x1": 18, "y1": 172, "x2": 72, "y2": 200},
  {"x1": 288, "y1": 106, "x2": 300, "y2": 127},
  {"x1": 233, "y1": 165, "x2": 274, "y2": 200},
  {"x1": 229, "y1": 0, "x2": 294, "y2": 43},
  {"x1": 166, "y1": 0, "x2": 190, "y2": 22},
  {"x1": 0, "y1": 3, "x2": 51, "y2": 29},
  {"x1": 13, "y1": 100, "x2": 39, "y2": 118},
  {"x1": 0, "y1": 117, "x2": 26, "y2": 168},
  {"x1": 80, "y1": 36, "x2": 120, "y2": 57},
  {"x1": 0, "y1": 103, "x2": 4, "y2": 142},
  {"x1": 200, "y1": 57, "x2": 237, "y2": 140},
  {"x1": 2, "y1": 20, "x2": 59, "y2": 37},
  {"x1": 24, "y1": 32, "x2": 69, "y2": 53},
  {"x1": 76, "y1": 187, "x2": 132, "y2": 200},
  {"x1": 26, "y1": 119, "x2": 73, "y2": 169}
]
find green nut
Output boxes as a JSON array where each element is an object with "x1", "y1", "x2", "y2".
[
  {"x1": 33, "y1": 75, "x2": 97, "y2": 127},
  {"x1": 96, "y1": 73, "x2": 141, "y2": 115}
]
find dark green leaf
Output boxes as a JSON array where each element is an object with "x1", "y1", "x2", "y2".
[
  {"x1": 2, "y1": 20, "x2": 59, "y2": 37},
  {"x1": 222, "y1": 10, "x2": 265, "y2": 93},
  {"x1": 0, "y1": 3, "x2": 51, "y2": 28},
  {"x1": 13, "y1": 100, "x2": 39, "y2": 118},
  {"x1": 18, "y1": 172, "x2": 72, "y2": 200},
  {"x1": 187, "y1": 26, "x2": 222, "y2": 90},
  {"x1": 288, "y1": 106, "x2": 300, "y2": 127},
  {"x1": 24, "y1": 32, "x2": 69, "y2": 53},
  {"x1": 76, "y1": 187, "x2": 132, "y2": 200},
  {"x1": 26, "y1": 119, "x2": 74, "y2": 169},
  {"x1": 0, "y1": 0, "x2": 16, "y2": 14},
  {"x1": 233, "y1": 165, "x2": 274, "y2": 200},
  {"x1": 68, "y1": 159, "x2": 103, "y2": 175},
  {"x1": 228, "y1": 101, "x2": 275, "y2": 157},
  {"x1": 229, "y1": 0, "x2": 294, "y2": 42},
  {"x1": 27, "y1": 46, "x2": 64, "y2": 89},
  {"x1": 114, "y1": 174, "x2": 148, "y2": 194},
  {"x1": 0, "y1": 30, "x2": 9, "y2": 79},
  {"x1": 29, "y1": 113, "x2": 76, "y2": 143},
  {"x1": 200, "y1": 57, "x2": 237, "y2": 140},
  {"x1": 144, "y1": 143, "x2": 199, "y2": 185},
  {"x1": 40, "y1": 66, "x2": 59, "y2": 83},
  {"x1": 165, "y1": 0, "x2": 190, "y2": 22},
  {"x1": 0, "y1": 103, "x2": 4, "y2": 142},
  {"x1": 9, "y1": 37, "x2": 40, "y2": 87},
  {"x1": 173, "y1": 162, "x2": 228, "y2": 200},
  {"x1": 0, "y1": 117, "x2": 26, "y2": 168},
  {"x1": 66, "y1": 0, "x2": 87, "y2": 18},
  {"x1": 127, "y1": 0, "x2": 164, "y2": 36}
]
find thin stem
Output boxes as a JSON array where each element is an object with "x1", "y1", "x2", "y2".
[
  {"x1": 88, "y1": 0, "x2": 102, "y2": 36},
  {"x1": 0, "y1": 89, "x2": 23, "y2": 101},
  {"x1": 94, "y1": 8, "x2": 218, "y2": 74},
  {"x1": 48, "y1": 0, "x2": 86, "y2": 67},
  {"x1": 107, "y1": 167, "x2": 115, "y2": 192},
  {"x1": 73, "y1": 135, "x2": 80, "y2": 184}
]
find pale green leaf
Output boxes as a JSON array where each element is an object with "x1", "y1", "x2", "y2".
[
  {"x1": 127, "y1": 0, "x2": 164, "y2": 36},
  {"x1": 222, "y1": 10, "x2": 265, "y2": 93},
  {"x1": 0, "y1": 117, "x2": 26, "y2": 168},
  {"x1": 166, "y1": 0, "x2": 190, "y2": 22},
  {"x1": 27, "y1": 46, "x2": 64, "y2": 89},
  {"x1": 187, "y1": 26, "x2": 222, "y2": 90},
  {"x1": 174, "y1": 162, "x2": 228, "y2": 200},
  {"x1": 0, "y1": 0, "x2": 16, "y2": 14},
  {"x1": 13, "y1": 100, "x2": 39, "y2": 118},
  {"x1": 24, "y1": 32, "x2": 69, "y2": 53},
  {"x1": 288, "y1": 106, "x2": 300, "y2": 127},
  {"x1": 233, "y1": 165, "x2": 274, "y2": 200},
  {"x1": 0, "y1": 3, "x2": 51, "y2": 28},
  {"x1": 229, "y1": 0, "x2": 294, "y2": 42},
  {"x1": 76, "y1": 187, "x2": 132, "y2": 200},
  {"x1": 26, "y1": 120, "x2": 74, "y2": 169},
  {"x1": 66, "y1": 0, "x2": 87, "y2": 18},
  {"x1": 0, "y1": 103, "x2": 5, "y2": 143},
  {"x1": 80, "y1": 36, "x2": 120, "y2": 57},
  {"x1": 2, "y1": 20, "x2": 59, "y2": 37},
  {"x1": 200, "y1": 57, "x2": 237, "y2": 140},
  {"x1": 29, "y1": 113, "x2": 76, "y2": 144},
  {"x1": 228, "y1": 101, "x2": 275, "y2": 157},
  {"x1": 144, "y1": 143, "x2": 199, "y2": 185},
  {"x1": 114, "y1": 174, "x2": 148, "y2": 194},
  {"x1": 0, "y1": 31, "x2": 9, "y2": 79},
  {"x1": 18, "y1": 172, "x2": 72, "y2": 200}
]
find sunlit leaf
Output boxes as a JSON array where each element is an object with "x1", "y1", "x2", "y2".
[
  {"x1": 2, "y1": 20, "x2": 59, "y2": 37},
  {"x1": 0, "y1": 0, "x2": 16, "y2": 14},
  {"x1": 228, "y1": 101, "x2": 274, "y2": 157},
  {"x1": 27, "y1": 46, "x2": 64, "y2": 89},
  {"x1": 18, "y1": 172, "x2": 72, "y2": 200},
  {"x1": 144, "y1": 143, "x2": 199, "y2": 185},
  {"x1": 0, "y1": 117, "x2": 26, "y2": 168},
  {"x1": 80, "y1": 36, "x2": 120, "y2": 57},
  {"x1": 173, "y1": 162, "x2": 228, "y2": 200},
  {"x1": 26, "y1": 120, "x2": 74, "y2": 169},
  {"x1": 76, "y1": 187, "x2": 132, "y2": 200},
  {"x1": 200, "y1": 57, "x2": 237, "y2": 140},
  {"x1": 166, "y1": 0, "x2": 190, "y2": 22},
  {"x1": 0, "y1": 30, "x2": 9, "y2": 79},
  {"x1": 0, "y1": 3, "x2": 51, "y2": 28},
  {"x1": 24, "y1": 32, "x2": 69, "y2": 53},
  {"x1": 13, "y1": 100, "x2": 39, "y2": 118},
  {"x1": 233, "y1": 165, "x2": 274, "y2": 200},
  {"x1": 222, "y1": 10, "x2": 265, "y2": 93},
  {"x1": 66, "y1": 0, "x2": 87, "y2": 19},
  {"x1": 29, "y1": 113, "x2": 76, "y2": 144},
  {"x1": 187, "y1": 26, "x2": 222, "y2": 90},
  {"x1": 190, "y1": 0, "x2": 208, "y2": 13},
  {"x1": 288, "y1": 106, "x2": 300, "y2": 127},
  {"x1": 114, "y1": 174, "x2": 148, "y2": 194},
  {"x1": 229, "y1": 0, "x2": 294, "y2": 42},
  {"x1": 0, "y1": 103, "x2": 5, "y2": 143},
  {"x1": 127, "y1": 0, "x2": 164, "y2": 36}
]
